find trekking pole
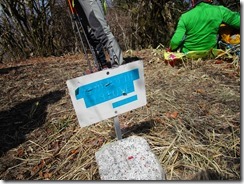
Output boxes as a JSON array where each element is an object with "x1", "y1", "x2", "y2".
[
  {"x1": 75, "y1": 15, "x2": 101, "y2": 70},
  {"x1": 67, "y1": 0, "x2": 99, "y2": 73}
]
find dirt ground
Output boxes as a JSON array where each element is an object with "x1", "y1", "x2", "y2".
[{"x1": 0, "y1": 49, "x2": 240, "y2": 180}]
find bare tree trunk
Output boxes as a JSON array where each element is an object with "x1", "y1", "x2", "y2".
[{"x1": 0, "y1": 0, "x2": 75, "y2": 62}]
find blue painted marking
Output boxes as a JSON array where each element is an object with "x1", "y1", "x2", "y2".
[
  {"x1": 112, "y1": 95, "x2": 138, "y2": 108},
  {"x1": 75, "y1": 69, "x2": 139, "y2": 108}
]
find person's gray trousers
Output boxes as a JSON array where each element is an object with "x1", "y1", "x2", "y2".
[{"x1": 77, "y1": 0, "x2": 124, "y2": 66}]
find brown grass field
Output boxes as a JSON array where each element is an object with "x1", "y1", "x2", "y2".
[{"x1": 0, "y1": 49, "x2": 240, "y2": 180}]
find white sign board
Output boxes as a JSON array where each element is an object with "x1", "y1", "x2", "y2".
[{"x1": 66, "y1": 60, "x2": 147, "y2": 127}]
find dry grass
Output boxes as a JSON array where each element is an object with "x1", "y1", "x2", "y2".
[{"x1": 0, "y1": 49, "x2": 240, "y2": 180}]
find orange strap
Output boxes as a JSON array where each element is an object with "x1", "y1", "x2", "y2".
[{"x1": 67, "y1": 0, "x2": 75, "y2": 14}]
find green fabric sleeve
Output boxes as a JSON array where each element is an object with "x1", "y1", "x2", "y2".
[
  {"x1": 219, "y1": 6, "x2": 240, "y2": 28},
  {"x1": 170, "y1": 17, "x2": 186, "y2": 51}
]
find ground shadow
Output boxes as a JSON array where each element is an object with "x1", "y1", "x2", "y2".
[
  {"x1": 109, "y1": 119, "x2": 155, "y2": 139},
  {"x1": 191, "y1": 169, "x2": 228, "y2": 180},
  {"x1": 0, "y1": 65, "x2": 31, "y2": 75},
  {"x1": 0, "y1": 90, "x2": 65, "y2": 156},
  {"x1": 124, "y1": 56, "x2": 142, "y2": 64}
]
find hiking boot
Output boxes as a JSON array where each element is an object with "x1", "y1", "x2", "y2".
[{"x1": 108, "y1": 63, "x2": 119, "y2": 69}]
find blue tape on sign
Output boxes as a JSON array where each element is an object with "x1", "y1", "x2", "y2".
[
  {"x1": 75, "y1": 69, "x2": 139, "y2": 108},
  {"x1": 112, "y1": 95, "x2": 138, "y2": 108}
]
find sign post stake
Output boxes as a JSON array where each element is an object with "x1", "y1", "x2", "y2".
[{"x1": 113, "y1": 116, "x2": 122, "y2": 140}]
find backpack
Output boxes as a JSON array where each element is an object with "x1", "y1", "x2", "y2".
[{"x1": 218, "y1": 24, "x2": 240, "y2": 57}]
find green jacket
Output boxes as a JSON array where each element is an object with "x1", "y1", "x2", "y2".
[{"x1": 170, "y1": 2, "x2": 240, "y2": 53}]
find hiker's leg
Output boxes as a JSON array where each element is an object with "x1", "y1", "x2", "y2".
[
  {"x1": 77, "y1": 0, "x2": 124, "y2": 66},
  {"x1": 87, "y1": 28, "x2": 108, "y2": 69},
  {"x1": 74, "y1": 0, "x2": 107, "y2": 69}
]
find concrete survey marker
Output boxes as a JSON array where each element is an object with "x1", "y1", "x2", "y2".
[
  {"x1": 95, "y1": 136, "x2": 166, "y2": 180},
  {"x1": 66, "y1": 60, "x2": 147, "y2": 127}
]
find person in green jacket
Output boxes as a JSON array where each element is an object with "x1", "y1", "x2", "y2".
[{"x1": 169, "y1": 0, "x2": 240, "y2": 53}]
